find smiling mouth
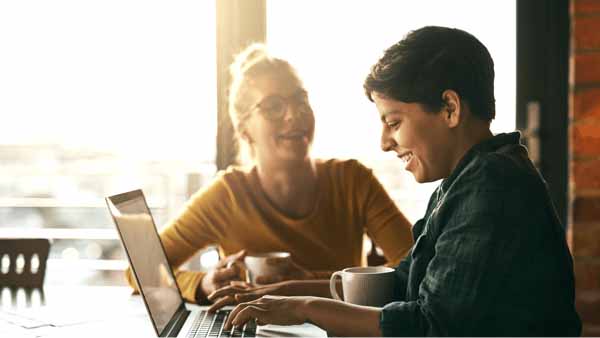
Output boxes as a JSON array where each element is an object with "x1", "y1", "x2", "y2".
[{"x1": 398, "y1": 152, "x2": 413, "y2": 163}]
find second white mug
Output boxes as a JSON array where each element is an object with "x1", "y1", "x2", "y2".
[{"x1": 243, "y1": 251, "x2": 291, "y2": 284}]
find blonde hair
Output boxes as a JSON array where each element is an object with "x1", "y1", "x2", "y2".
[{"x1": 228, "y1": 43, "x2": 300, "y2": 164}]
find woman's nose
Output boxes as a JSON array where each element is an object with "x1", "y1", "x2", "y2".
[
  {"x1": 282, "y1": 103, "x2": 304, "y2": 122},
  {"x1": 381, "y1": 128, "x2": 396, "y2": 152}
]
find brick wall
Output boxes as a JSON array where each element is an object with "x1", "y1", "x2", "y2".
[{"x1": 569, "y1": 0, "x2": 600, "y2": 335}]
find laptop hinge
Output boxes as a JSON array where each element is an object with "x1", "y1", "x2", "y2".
[{"x1": 161, "y1": 306, "x2": 190, "y2": 337}]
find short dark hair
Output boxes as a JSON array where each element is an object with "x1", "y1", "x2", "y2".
[{"x1": 364, "y1": 26, "x2": 496, "y2": 122}]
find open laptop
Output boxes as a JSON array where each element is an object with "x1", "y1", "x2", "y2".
[{"x1": 106, "y1": 189, "x2": 327, "y2": 338}]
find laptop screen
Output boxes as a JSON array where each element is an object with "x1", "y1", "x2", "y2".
[{"x1": 106, "y1": 190, "x2": 183, "y2": 335}]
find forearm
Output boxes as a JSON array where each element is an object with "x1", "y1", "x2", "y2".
[
  {"x1": 284, "y1": 280, "x2": 336, "y2": 298},
  {"x1": 302, "y1": 297, "x2": 382, "y2": 337}
]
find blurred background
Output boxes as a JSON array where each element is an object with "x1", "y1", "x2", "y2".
[
  {"x1": 5, "y1": 0, "x2": 598, "y2": 334},
  {"x1": 0, "y1": 0, "x2": 516, "y2": 286}
]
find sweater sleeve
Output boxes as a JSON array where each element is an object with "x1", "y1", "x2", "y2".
[
  {"x1": 354, "y1": 161, "x2": 413, "y2": 266},
  {"x1": 124, "y1": 174, "x2": 230, "y2": 303}
]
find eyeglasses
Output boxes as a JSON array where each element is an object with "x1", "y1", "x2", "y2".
[{"x1": 250, "y1": 92, "x2": 312, "y2": 121}]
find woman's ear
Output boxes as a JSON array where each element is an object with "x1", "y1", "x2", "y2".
[
  {"x1": 240, "y1": 132, "x2": 252, "y2": 144},
  {"x1": 441, "y1": 89, "x2": 461, "y2": 128},
  {"x1": 240, "y1": 130, "x2": 253, "y2": 144}
]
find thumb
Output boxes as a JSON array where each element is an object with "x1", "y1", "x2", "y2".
[
  {"x1": 229, "y1": 250, "x2": 247, "y2": 266},
  {"x1": 218, "y1": 250, "x2": 246, "y2": 268},
  {"x1": 232, "y1": 249, "x2": 247, "y2": 261}
]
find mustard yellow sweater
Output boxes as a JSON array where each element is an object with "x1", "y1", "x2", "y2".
[{"x1": 126, "y1": 159, "x2": 413, "y2": 302}]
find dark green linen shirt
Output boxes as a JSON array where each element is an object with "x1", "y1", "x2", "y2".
[{"x1": 380, "y1": 132, "x2": 581, "y2": 336}]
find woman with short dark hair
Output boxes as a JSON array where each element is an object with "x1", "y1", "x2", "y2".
[{"x1": 221, "y1": 26, "x2": 581, "y2": 337}]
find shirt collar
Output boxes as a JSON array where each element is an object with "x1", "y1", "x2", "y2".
[{"x1": 440, "y1": 131, "x2": 522, "y2": 193}]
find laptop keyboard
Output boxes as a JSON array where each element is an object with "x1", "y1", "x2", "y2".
[{"x1": 187, "y1": 310, "x2": 256, "y2": 338}]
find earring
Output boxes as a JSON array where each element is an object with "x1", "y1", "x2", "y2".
[{"x1": 242, "y1": 132, "x2": 253, "y2": 143}]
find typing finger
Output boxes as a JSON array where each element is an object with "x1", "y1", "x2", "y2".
[
  {"x1": 207, "y1": 295, "x2": 236, "y2": 313},
  {"x1": 224, "y1": 298, "x2": 264, "y2": 330},
  {"x1": 224, "y1": 303, "x2": 246, "y2": 331},
  {"x1": 230, "y1": 305, "x2": 267, "y2": 329},
  {"x1": 234, "y1": 292, "x2": 261, "y2": 303},
  {"x1": 208, "y1": 285, "x2": 246, "y2": 301}
]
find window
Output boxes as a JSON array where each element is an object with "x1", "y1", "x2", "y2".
[
  {"x1": 0, "y1": 1, "x2": 216, "y2": 285},
  {"x1": 267, "y1": 0, "x2": 516, "y2": 223},
  {"x1": 1, "y1": 2, "x2": 517, "y2": 285}
]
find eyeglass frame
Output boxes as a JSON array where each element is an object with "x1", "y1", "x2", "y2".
[{"x1": 249, "y1": 89, "x2": 313, "y2": 121}]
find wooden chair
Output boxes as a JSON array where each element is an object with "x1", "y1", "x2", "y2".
[{"x1": 0, "y1": 239, "x2": 51, "y2": 288}]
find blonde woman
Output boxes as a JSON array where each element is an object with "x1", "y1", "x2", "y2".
[{"x1": 125, "y1": 43, "x2": 413, "y2": 305}]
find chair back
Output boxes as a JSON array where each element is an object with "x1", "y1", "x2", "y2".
[{"x1": 0, "y1": 239, "x2": 51, "y2": 288}]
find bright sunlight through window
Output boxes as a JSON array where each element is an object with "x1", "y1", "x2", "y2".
[
  {"x1": 0, "y1": 1, "x2": 216, "y2": 286},
  {"x1": 267, "y1": 0, "x2": 516, "y2": 222},
  {"x1": 0, "y1": 0, "x2": 216, "y2": 163}
]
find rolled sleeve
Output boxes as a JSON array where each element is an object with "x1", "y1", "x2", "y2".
[{"x1": 380, "y1": 301, "x2": 430, "y2": 337}]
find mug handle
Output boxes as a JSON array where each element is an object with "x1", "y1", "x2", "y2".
[{"x1": 329, "y1": 271, "x2": 343, "y2": 301}]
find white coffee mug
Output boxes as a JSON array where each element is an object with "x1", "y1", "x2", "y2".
[
  {"x1": 329, "y1": 266, "x2": 395, "y2": 307},
  {"x1": 244, "y1": 252, "x2": 291, "y2": 284}
]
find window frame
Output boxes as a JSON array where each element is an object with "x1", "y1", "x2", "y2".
[
  {"x1": 516, "y1": 0, "x2": 570, "y2": 226},
  {"x1": 215, "y1": 0, "x2": 266, "y2": 170}
]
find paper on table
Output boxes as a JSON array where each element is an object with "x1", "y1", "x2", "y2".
[
  {"x1": 0, "y1": 320, "x2": 38, "y2": 338},
  {"x1": 0, "y1": 311, "x2": 51, "y2": 329},
  {"x1": 4, "y1": 295, "x2": 147, "y2": 327}
]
